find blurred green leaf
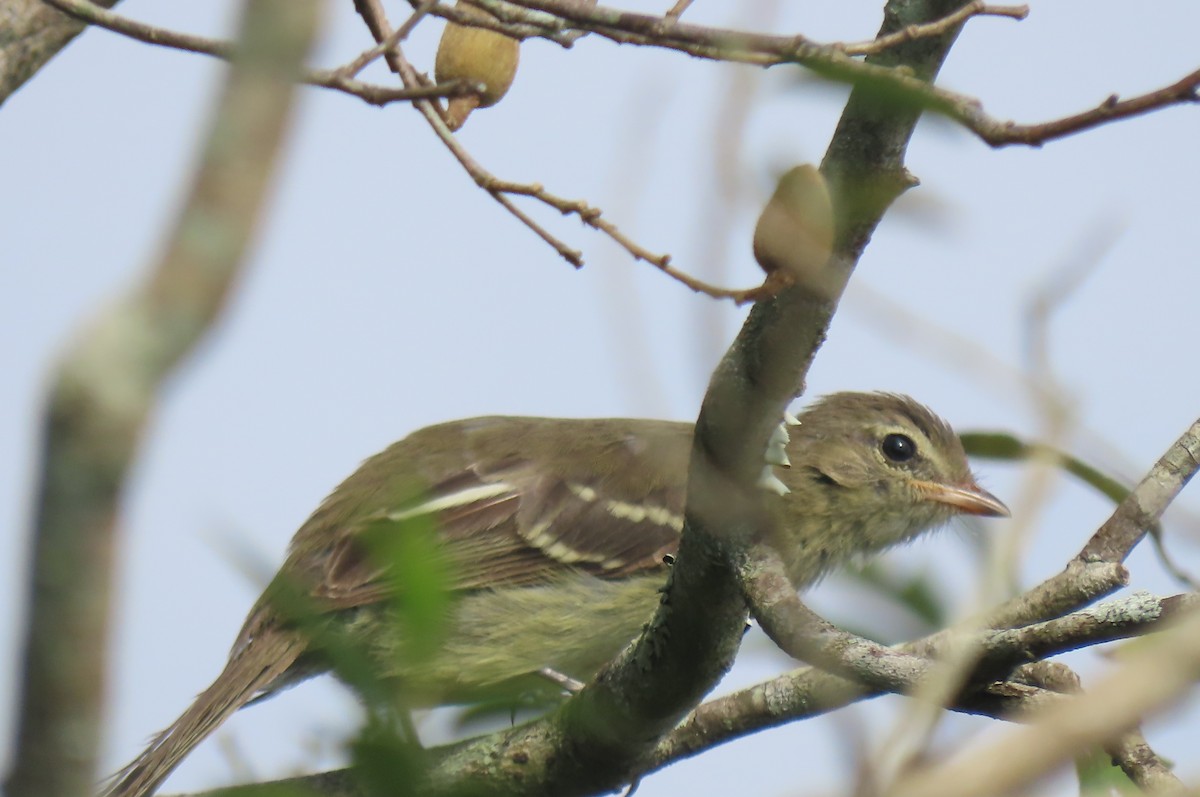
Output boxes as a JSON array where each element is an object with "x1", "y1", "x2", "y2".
[
  {"x1": 262, "y1": 488, "x2": 456, "y2": 718},
  {"x1": 349, "y1": 716, "x2": 429, "y2": 797},
  {"x1": 1075, "y1": 746, "x2": 1141, "y2": 796},
  {"x1": 961, "y1": 431, "x2": 1197, "y2": 590},
  {"x1": 359, "y1": 510, "x2": 454, "y2": 664},
  {"x1": 264, "y1": 575, "x2": 393, "y2": 710},
  {"x1": 452, "y1": 688, "x2": 569, "y2": 735},
  {"x1": 211, "y1": 782, "x2": 320, "y2": 797},
  {"x1": 842, "y1": 560, "x2": 947, "y2": 632},
  {"x1": 960, "y1": 432, "x2": 1129, "y2": 505}
]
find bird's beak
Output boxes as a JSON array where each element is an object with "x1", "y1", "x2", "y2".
[{"x1": 914, "y1": 479, "x2": 1010, "y2": 518}]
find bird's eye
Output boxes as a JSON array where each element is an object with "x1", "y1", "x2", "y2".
[{"x1": 881, "y1": 433, "x2": 916, "y2": 462}]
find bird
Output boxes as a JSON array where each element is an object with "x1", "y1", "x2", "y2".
[{"x1": 103, "y1": 392, "x2": 1007, "y2": 797}]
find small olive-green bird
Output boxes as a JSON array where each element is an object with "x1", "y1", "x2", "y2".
[{"x1": 104, "y1": 392, "x2": 1007, "y2": 797}]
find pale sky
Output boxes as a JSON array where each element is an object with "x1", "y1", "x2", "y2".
[{"x1": 3, "y1": 1, "x2": 1199, "y2": 795}]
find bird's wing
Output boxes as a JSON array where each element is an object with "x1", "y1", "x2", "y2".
[{"x1": 303, "y1": 425, "x2": 688, "y2": 610}]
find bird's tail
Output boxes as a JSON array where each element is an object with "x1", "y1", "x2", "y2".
[{"x1": 101, "y1": 624, "x2": 308, "y2": 797}]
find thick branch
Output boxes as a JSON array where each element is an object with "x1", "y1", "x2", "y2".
[{"x1": 1, "y1": 4, "x2": 319, "y2": 797}]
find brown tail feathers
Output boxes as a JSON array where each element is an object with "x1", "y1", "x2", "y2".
[{"x1": 101, "y1": 624, "x2": 308, "y2": 797}]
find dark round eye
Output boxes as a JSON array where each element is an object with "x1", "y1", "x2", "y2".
[{"x1": 881, "y1": 433, "x2": 916, "y2": 462}]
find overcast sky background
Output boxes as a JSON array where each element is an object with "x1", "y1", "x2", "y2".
[{"x1": 3, "y1": 1, "x2": 1200, "y2": 795}]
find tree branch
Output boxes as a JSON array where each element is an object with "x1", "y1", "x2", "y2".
[
  {"x1": 889, "y1": 603, "x2": 1200, "y2": 797},
  {"x1": 0, "y1": 0, "x2": 122, "y2": 107},
  {"x1": 1, "y1": 3, "x2": 320, "y2": 796},
  {"x1": 174, "y1": 590, "x2": 1193, "y2": 797},
  {"x1": 42, "y1": 0, "x2": 1195, "y2": 151},
  {"x1": 648, "y1": 592, "x2": 1194, "y2": 773},
  {"x1": 38, "y1": 0, "x2": 480, "y2": 107}
]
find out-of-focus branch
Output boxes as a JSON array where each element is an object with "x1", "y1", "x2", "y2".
[
  {"x1": 1104, "y1": 729, "x2": 1187, "y2": 796},
  {"x1": 0, "y1": 0, "x2": 121, "y2": 107},
  {"x1": 889, "y1": 604, "x2": 1200, "y2": 797},
  {"x1": 1, "y1": 3, "x2": 320, "y2": 797}
]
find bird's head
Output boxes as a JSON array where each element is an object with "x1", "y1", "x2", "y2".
[{"x1": 775, "y1": 392, "x2": 1008, "y2": 578}]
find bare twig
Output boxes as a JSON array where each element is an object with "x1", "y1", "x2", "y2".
[
  {"x1": 489, "y1": 181, "x2": 775, "y2": 302},
  {"x1": 353, "y1": 0, "x2": 767, "y2": 300},
  {"x1": 663, "y1": 0, "x2": 694, "y2": 21},
  {"x1": 39, "y1": 0, "x2": 480, "y2": 107},
  {"x1": 483, "y1": 0, "x2": 1024, "y2": 58},
  {"x1": 968, "y1": 68, "x2": 1200, "y2": 146},
  {"x1": 47, "y1": 0, "x2": 1196, "y2": 150},
  {"x1": 333, "y1": 0, "x2": 437, "y2": 79},
  {"x1": 1, "y1": 3, "x2": 319, "y2": 797},
  {"x1": 461, "y1": 0, "x2": 1194, "y2": 147},
  {"x1": 853, "y1": 0, "x2": 1027, "y2": 56}
]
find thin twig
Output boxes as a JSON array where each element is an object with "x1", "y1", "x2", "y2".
[
  {"x1": 352, "y1": 0, "x2": 766, "y2": 300},
  {"x1": 483, "y1": 0, "x2": 1025, "y2": 58},
  {"x1": 48, "y1": 0, "x2": 1196, "y2": 149},
  {"x1": 664, "y1": 0, "x2": 694, "y2": 21},
  {"x1": 40, "y1": 0, "x2": 479, "y2": 107},
  {"x1": 967, "y1": 68, "x2": 1200, "y2": 146},
  {"x1": 351, "y1": 2, "x2": 589, "y2": 269},
  {"x1": 853, "y1": 0, "x2": 1027, "y2": 56},
  {"x1": 485, "y1": 179, "x2": 774, "y2": 301},
  {"x1": 334, "y1": 0, "x2": 437, "y2": 79}
]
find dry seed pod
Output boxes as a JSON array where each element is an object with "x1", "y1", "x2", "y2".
[
  {"x1": 434, "y1": 4, "x2": 520, "y2": 131},
  {"x1": 752, "y1": 164, "x2": 836, "y2": 297}
]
